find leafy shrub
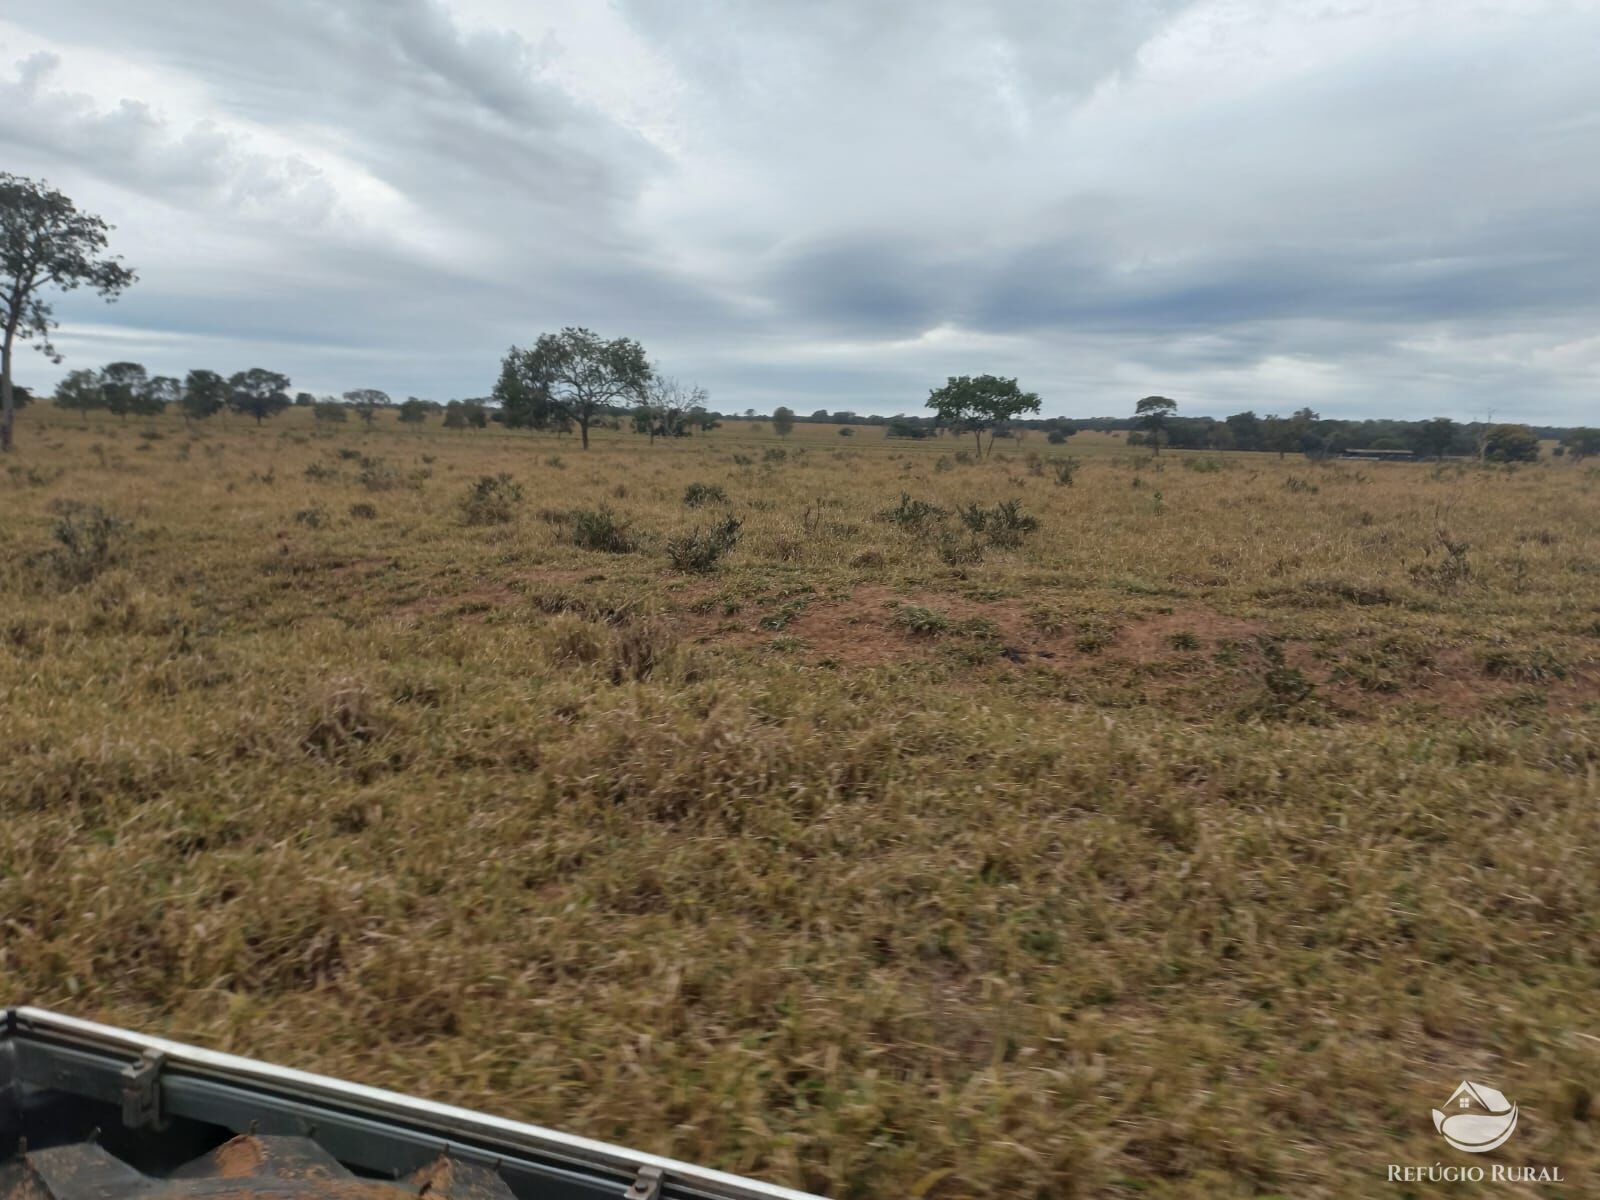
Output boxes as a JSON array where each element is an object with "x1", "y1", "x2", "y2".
[
  {"x1": 683, "y1": 482, "x2": 727, "y2": 507},
  {"x1": 570, "y1": 507, "x2": 637, "y2": 553},
  {"x1": 1052, "y1": 459, "x2": 1078, "y2": 487},
  {"x1": 356, "y1": 455, "x2": 403, "y2": 491},
  {"x1": 294, "y1": 505, "x2": 329, "y2": 528},
  {"x1": 892, "y1": 605, "x2": 953, "y2": 636},
  {"x1": 881, "y1": 491, "x2": 947, "y2": 532},
  {"x1": 304, "y1": 462, "x2": 338, "y2": 481},
  {"x1": 459, "y1": 473, "x2": 523, "y2": 525},
  {"x1": 349, "y1": 503, "x2": 378, "y2": 520},
  {"x1": 667, "y1": 515, "x2": 742, "y2": 573},
  {"x1": 838, "y1": 427, "x2": 854, "y2": 437},
  {"x1": 44, "y1": 504, "x2": 127, "y2": 585},
  {"x1": 957, "y1": 499, "x2": 1039, "y2": 547}
]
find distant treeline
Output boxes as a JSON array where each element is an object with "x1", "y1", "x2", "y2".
[{"x1": 30, "y1": 360, "x2": 1599, "y2": 461}]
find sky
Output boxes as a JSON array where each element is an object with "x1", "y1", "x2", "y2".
[{"x1": 2, "y1": 0, "x2": 1598, "y2": 424}]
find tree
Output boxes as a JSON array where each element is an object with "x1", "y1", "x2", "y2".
[
  {"x1": 772, "y1": 406, "x2": 796, "y2": 437},
  {"x1": 1262, "y1": 414, "x2": 1298, "y2": 459},
  {"x1": 1224, "y1": 411, "x2": 1263, "y2": 452},
  {"x1": 293, "y1": 391, "x2": 315, "y2": 407},
  {"x1": 1134, "y1": 396, "x2": 1178, "y2": 455},
  {"x1": 101, "y1": 361, "x2": 147, "y2": 421},
  {"x1": 343, "y1": 388, "x2": 390, "y2": 425},
  {"x1": 635, "y1": 375, "x2": 706, "y2": 442},
  {"x1": 1483, "y1": 423, "x2": 1540, "y2": 463},
  {"x1": 181, "y1": 369, "x2": 227, "y2": 423},
  {"x1": 228, "y1": 368, "x2": 292, "y2": 424},
  {"x1": 444, "y1": 399, "x2": 486, "y2": 429},
  {"x1": 142, "y1": 374, "x2": 179, "y2": 415},
  {"x1": 494, "y1": 327, "x2": 651, "y2": 449},
  {"x1": 1413, "y1": 417, "x2": 1458, "y2": 461},
  {"x1": 809, "y1": 409, "x2": 830, "y2": 422},
  {"x1": 925, "y1": 375, "x2": 1042, "y2": 457},
  {"x1": 0, "y1": 175, "x2": 137, "y2": 452},
  {"x1": 398, "y1": 397, "x2": 431, "y2": 426},
  {"x1": 53, "y1": 367, "x2": 103, "y2": 421},
  {"x1": 1559, "y1": 428, "x2": 1600, "y2": 461},
  {"x1": 313, "y1": 400, "x2": 348, "y2": 424}
]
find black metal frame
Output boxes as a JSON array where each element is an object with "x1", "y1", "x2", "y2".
[{"x1": 2, "y1": 1008, "x2": 822, "y2": 1200}]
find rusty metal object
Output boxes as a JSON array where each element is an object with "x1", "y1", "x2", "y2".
[{"x1": 3, "y1": 1136, "x2": 517, "y2": 1200}]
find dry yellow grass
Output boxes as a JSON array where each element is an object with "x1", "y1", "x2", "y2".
[{"x1": 2, "y1": 407, "x2": 1598, "y2": 1198}]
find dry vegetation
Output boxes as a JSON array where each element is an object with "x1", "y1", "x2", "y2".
[{"x1": 3, "y1": 408, "x2": 1599, "y2": 1198}]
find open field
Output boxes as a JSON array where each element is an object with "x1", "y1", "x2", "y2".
[{"x1": 3, "y1": 408, "x2": 1599, "y2": 1198}]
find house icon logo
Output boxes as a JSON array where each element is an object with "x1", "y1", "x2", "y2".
[{"x1": 1433, "y1": 1081, "x2": 1518, "y2": 1153}]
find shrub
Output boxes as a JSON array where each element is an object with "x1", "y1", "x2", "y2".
[
  {"x1": 460, "y1": 473, "x2": 524, "y2": 525},
  {"x1": 570, "y1": 507, "x2": 637, "y2": 553},
  {"x1": 1052, "y1": 458, "x2": 1079, "y2": 487},
  {"x1": 682, "y1": 482, "x2": 727, "y2": 507},
  {"x1": 356, "y1": 455, "x2": 403, "y2": 491},
  {"x1": 881, "y1": 491, "x2": 947, "y2": 532},
  {"x1": 838, "y1": 427, "x2": 855, "y2": 437},
  {"x1": 958, "y1": 499, "x2": 1039, "y2": 547},
  {"x1": 892, "y1": 605, "x2": 953, "y2": 636},
  {"x1": 44, "y1": 504, "x2": 127, "y2": 585},
  {"x1": 349, "y1": 503, "x2": 378, "y2": 520},
  {"x1": 667, "y1": 515, "x2": 743, "y2": 573},
  {"x1": 762, "y1": 447, "x2": 787, "y2": 464},
  {"x1": 293, "y1": 505, "x2": 329, "y2": 528}
]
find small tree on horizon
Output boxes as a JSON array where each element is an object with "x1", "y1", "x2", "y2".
[
  {"x1": 227, "y1": 368, "x2": 292, "y2": 424},
  {"x1": 494, "y1": 327, "x2": 651, "y2": 449},
  {"x1": 925, "y1": 375, "x2": 1041, "y2": 458},
  {"x1": 0, "y1": 174, "x2": 137, "y2": 452},
  {"x1": 53, "y1": 367, "x2": 104, "y2": 423},
  {"x1": 180, "y1": 369, "x2": 227, "y2": 423},
  {"x1": 344, "y1": 388, "x2": 390, "y2": 426},
  {"x1": 772, "y1": 406, "x2": 796, "y2": 437},
  {"x1": 1135, "y1": 396, "x2": 1178, "y2": 456}
]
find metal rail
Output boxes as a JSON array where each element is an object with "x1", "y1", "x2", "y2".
[{"x1": 2, "y1": 1007, "x2": 825, "y2": 1200}]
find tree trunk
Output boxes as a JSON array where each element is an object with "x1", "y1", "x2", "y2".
[
  {"x1": 973, "y1": 429, "x2": 983, "y2": 456},
  {"x1": 580, "y1": 417, "x2": 590, "y2": 450},
  {"x1": 0, "y1": 327, "x2": 13, "y2": 453}
]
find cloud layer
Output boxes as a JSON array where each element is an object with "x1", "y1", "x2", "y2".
[{"x1": 3, "y1": 0, "x2": 1598, "y2": 421}]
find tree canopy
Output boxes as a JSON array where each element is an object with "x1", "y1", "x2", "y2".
[
  {"x1": 0, "y1": 174, "x2": 136, "y2": 450},
  {"x1": 925, "y1": 375, "x2": 1041, "y2": 457},
  {"x1": 495, "y1": 327, "x2": 651, "y2": 449},
  {"x1": 228, "y1": 368, "x2": 292, "y2": 424}
]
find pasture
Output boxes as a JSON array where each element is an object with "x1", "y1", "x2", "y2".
[{"x1": 2, "y1": 407, "x2": 1598, "y2": 1198}]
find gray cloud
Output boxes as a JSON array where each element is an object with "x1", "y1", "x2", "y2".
[{"x1": 3, "y1": 0, "x2": 1599, "y2": 420}]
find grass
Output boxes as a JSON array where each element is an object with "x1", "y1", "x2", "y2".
[{"x1": 2, "y1": 410, "x2": 1599, "y2": 1197}]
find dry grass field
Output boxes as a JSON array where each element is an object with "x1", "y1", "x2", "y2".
[{"x1": 3, "y1": 407, "x2": 1598, "y2": 1197}]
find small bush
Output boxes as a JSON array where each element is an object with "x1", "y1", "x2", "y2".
[
  {"x1": 304, "y1": 462, "x2": 338, "y2": 481},
  {"x1": 881, "y1": 492, "x2": 947, "y2": 532},
  {"x1": 1481, "y1": 646, "x2": 1569, "y2": 682},
  {"x1": 1052, "y1": 459, "x2": 1079, "y2": 487},
  {"x1": 762, "y1": 447, "x2": 787, "y2": 464},
  {"x1": 293, "y1": 506, "x2": 330, "y2": 528},
  {"x1": 838, "y1": 427, "x2": 854, "y2": 437},
  {"x1": 892, "y1": 605, "x2": 953, "y2": 636},
  {"x1": 570, "y1": 507, "x2": 637, "y2": 553},
  {"x1": 356, "y1": 456, "x2": 403, "y2": 491},
  {"x1": 667, "y1": 515, "x2": 742, "y2": 573},
  {"x1": 683, "y1": 482, "x2": 728, "y2": 507},
  {"x1": 349, "y1": 503, "x2": 378, "y2": 520},
  {"x1": 44, "y1": 504, "x2": 127, "y2": 585},
  {"x1": 460, "y1": 473, "x2": 524, "y2": 526},
  {"x1": 957, "y1": 499, "x2": 1039, "y2": 548}
]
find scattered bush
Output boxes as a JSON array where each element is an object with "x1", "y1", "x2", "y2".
[
  {"x1": 293, "y1": 505, "x2": 330, "y2": 528},
  {"x1": 349, "y1": 503, "x2": 378, "y2": 520},
  {"x1": 459, "y1": 473, "x2": 524, "y2": 525},
  {"x1": 957, "y1": 499, "x2": 1039, "y2": 547},
  {"x1": 682, "y1": 482, "x2": 727, "y2": 507},
  {"x1": 356, "y1": 455, "x2": 403, "y2": 491},
  {"x1": 570, "y1": 507, "x2": 637, "y2": 553},
  {"x1": 43, "y1": 504, "x2": 127, "y2": 585},
  {"x1": 667, "y1": 515, "x2": 742, "y2": 573},
  {"x1": 881, "y1": 492, "x2": 947, "y2": 532},
  {"x1": 1052, "y1": 459, "x2": 1079, "y2": 487}
]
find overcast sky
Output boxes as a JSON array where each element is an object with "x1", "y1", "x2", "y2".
[{"x1": 3, "y1": 1, "x2": 1598, "y2": 422}]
